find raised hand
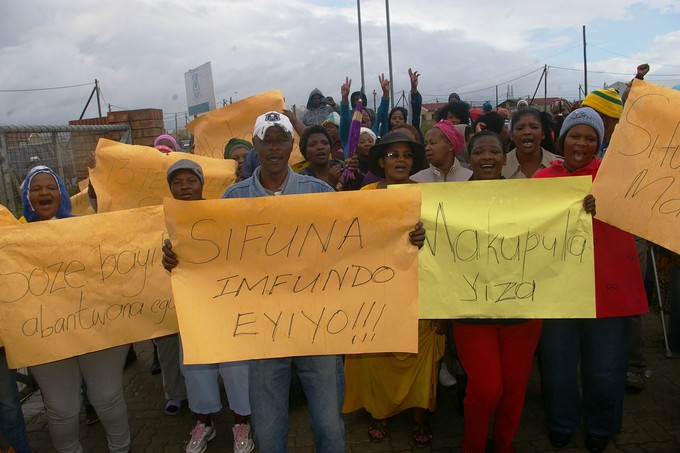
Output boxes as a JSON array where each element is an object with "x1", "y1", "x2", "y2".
[
  {"x1": 408, "y1": 68, "x2": 420, "y2": 93},
  {"x1": 341, "y1": 77, "x2": 352, "y2": 102},
  {"x1": 636, "y1": 63, "x2": 650, "y2": 80},
  {"x1": 378, "y1": 73, "x2": 390, "y2": 98}
]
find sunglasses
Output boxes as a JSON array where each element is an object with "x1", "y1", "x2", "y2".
[{"x1": 385, "y1": 151, "x2": 414, "y2": 159}]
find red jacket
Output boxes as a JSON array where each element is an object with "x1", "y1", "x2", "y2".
[{"x1": 534, "y1": 159, "x2": 648, "y2": 317}]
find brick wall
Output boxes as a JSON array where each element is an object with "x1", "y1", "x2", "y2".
[
  {"x1": 69, "y1": 108, "x2": 166, "y2": 180},
  {"x1": 115, "y1": 108, "x2": 165, "y2": 147}
]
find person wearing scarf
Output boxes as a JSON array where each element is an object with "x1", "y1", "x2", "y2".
[
  {"x1": 411, "y1": 120, "x2": 471, "y2": 182},
  {"x1": 224, "y1": 138, "x2": 253, "y2": 183},
  {"x1": 22, "y1": 166, "x2": 132, "y2": 453}
]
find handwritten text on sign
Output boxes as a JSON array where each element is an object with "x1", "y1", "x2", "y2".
[
  {"x1": 89, "y1": 139, "x2": 236, "y2": 213},
  {"x1": 163, "y1": 189, "x2": 421, "y2": 364},
  {"x1": 0, "y1": 206, "x2": 177, "y2": 368},
  {"x1": 187, "y1": 90, "x2": 304, "y2": 165},
  {"x1": 591, "y1": 80, "x2": 680, "y2": 254},
  {"x1": 406, "y1": 177, "x2": 595, "y2": 318}
]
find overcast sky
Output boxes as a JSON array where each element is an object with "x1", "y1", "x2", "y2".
[{"x1": 1, "y1": 0, "x2": 679, "y2": 131}]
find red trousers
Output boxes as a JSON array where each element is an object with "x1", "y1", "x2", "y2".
[{"x1": 453, "y1": 320, "x2": 542, "y2": 453}]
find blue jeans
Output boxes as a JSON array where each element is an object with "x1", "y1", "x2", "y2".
[
  {"x1": 539, "y1": 316, "x2": 630, "y2": 437},
  {"x1": 0, "y1": 350, "x2": 30, "y2": 453},
  {"x1": 249, "y1": 355, "x2": 345, "y2": 453}
]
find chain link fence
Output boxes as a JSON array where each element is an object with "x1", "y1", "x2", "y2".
[{"x1": 0, "y1": 124, "x2": 131, "y2": 217}]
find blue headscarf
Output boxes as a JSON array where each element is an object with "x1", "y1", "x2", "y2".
[{"x1": 21, "y1": 166, "x2": 72, "y2": 222}]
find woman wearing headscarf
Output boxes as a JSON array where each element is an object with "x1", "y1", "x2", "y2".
[
  {"x1": 533, "y1": 108, "x2": 648, "y2": 452},
  {"x1": 154, "y1": 134, "x2": 178, "y2": 154},
  {"x1": 411, "y1": 120, "x2": 471, "y2": 182},
  {"x1": 223, "y1": 138, "x2": 252, "y2": 183},
  {"x1": 343, "y1": 132, "x2": 442, "y2": 448},
  {"x1": 22, "y1": 166, "x2": 131, "y2": 453}
]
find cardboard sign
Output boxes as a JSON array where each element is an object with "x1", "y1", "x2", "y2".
[
  {"x1": 0, "y1": 204, "x2": 18, "y2": 226},
  {"x1": 591, "y1": 80, "x2": 680, "y2": 254},
  {"x1": 163, "y1": 189, "x2": 421, "y2": 364},
  {"x1": 408, "y1": 177, "x2": 595, "y2": 318},
  {"x1": 89, "y1": 139, "x2": 236, "y2": 212},
  {"x1": 70, "y1": 187, "x2": 95, "y2": 216},
  {"x1": 187, "y1": 90, "x2": 304, "y2": 165},
  {"x1": 0, "y1": 206, "x2": 177, "y2": 368}
]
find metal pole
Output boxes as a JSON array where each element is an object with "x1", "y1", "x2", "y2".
[
  {"x1": 357, "y1": 0, "x2": 366, "y2": 95},
  {"x1": 650, "y1": 246, "x2": 673, "y2": 357},
  {"x1": 495, "y1": 85, "x2": 499, "y2": 111},
  {"x1": 79, "y1": 83, "x2": 98, "y2": 120},
  {"x1": 52, "y1": 132, "x2": 65, "y2": 184},
  {"x1": 0, "y1": 132, "x2": 17, "y2": 215},
  {"x1": 95, "y1": 79, "x2": 102, "y2": 118},
  {"x1": 544, "y1": 65, "x2": 548, "y2": 112},
  {"x1": 582, "y1": 25, "x2": 588, "y2": 95},
  {"x1": 385, "y1": 0, "x2": 394, "y2": 109}
]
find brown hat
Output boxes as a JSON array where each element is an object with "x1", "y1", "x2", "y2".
[{"x1": 368, "y1": 131, "x2": 427, "y2": 178}]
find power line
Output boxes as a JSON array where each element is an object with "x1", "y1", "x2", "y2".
[
  {"x1": 550, "y1": 65, "x2": 680, "y2": 77},
  {"x1": 0, "y1": 82, "x2": 93, "y2": 93},
  {"x1": 461, "y1": 67, "x2": 545, "y2": 95},
  {"x1": 589, "y1": 44, "x2": 680, "y2": 70}
]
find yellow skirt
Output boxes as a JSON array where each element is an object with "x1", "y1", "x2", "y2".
[{"x1": 342, "y1": 320, "x2": 445, "y2": 419}]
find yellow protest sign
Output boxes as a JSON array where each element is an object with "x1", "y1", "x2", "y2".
[
  {"x1": 0, "y1": 206, "x2": 176, "y2": 368},
  {"x1": 163, "y1": 189, "x2": 421, "y2": 364},
  {"x1": 70, "y1": 187, "x2": 95, "y2": 216},
  {"x1": 408, "y1": 177, "x2": 595, "y2": 318},
  {"x1": 0, "y1": 204, "x2": 18, "y2": 226},
  {"x1": 591, "y1": 80, "x2": 680, "y2": 254},
  {"x1": 187, "y1": 90, "x2": 304, "y2": 165},
  {"x1": 89, "y1": 138, "x2": 236, "y2": 212}
]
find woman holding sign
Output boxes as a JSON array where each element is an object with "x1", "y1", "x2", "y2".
[
  {"x1": 533, "y1": 108, "x2": 648, "y2": 452},
  {"x1": 22, "y1": 166, "x2": 131, "y2": 453},
  {"x1": 452, "y1": 131, "x2": 544, "y2": 453},
  {"x1": 342, "y1": 131, "x2": 444, "y2": 449}
]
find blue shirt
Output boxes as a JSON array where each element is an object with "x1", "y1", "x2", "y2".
[{"x1": 222, "y1": 166, "x2": 333, "y2": 199}]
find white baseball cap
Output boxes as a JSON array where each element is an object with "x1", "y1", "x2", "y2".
[{"x1": 253, "y1": 111, "x2": 294, "y2": 140}]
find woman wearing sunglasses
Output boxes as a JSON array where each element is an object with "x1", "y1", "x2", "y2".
[
  {"x1": 343, "y1": 131, "x2": 444, "y2": 448},
  {"x1": 359, "y1": 131, "x2": 427, "y2": 189}
]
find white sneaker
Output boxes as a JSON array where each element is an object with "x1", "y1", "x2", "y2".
[
  {"x1": 439, "y1": 362, "x2": 457, "y2": 387},
  {"x1": 232, "y1": 423, "x2": 254, "y2": 453},
  {"x1": 186, "y1": 421, "x2": 216, "y2": 453}
]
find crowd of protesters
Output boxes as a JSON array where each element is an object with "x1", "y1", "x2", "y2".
[{"x1": 1, "y1": 63, "x2": 672, "y2": 453}]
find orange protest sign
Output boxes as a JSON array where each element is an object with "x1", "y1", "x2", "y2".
[
  {"x1": 591, "y1": 80, "x2": 680, "y2": 253},
  {"x1": 0, "y1": 206, "x2": 176, "y2": 368},
  {"x1": 0, "y1": 204, "x2": 18, "y2": 226},
  {"x1": 89, "y1": 139, "x2": 236, "y2": 212},
  {"x1": 187, "y1": 90, "x2": 304, "y2": 165},
  {"x1": 163, "y1": 189, "x2": 421, "y2": 364},
  {"x1": 69, "y1": 187, "x2": 96, "y2": 216}
]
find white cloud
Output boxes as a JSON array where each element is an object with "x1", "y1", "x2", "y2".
[{"x1": 1, "y1": 0, "x2": 679, "y2": 127}]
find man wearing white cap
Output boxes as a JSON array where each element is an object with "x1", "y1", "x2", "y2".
[{"x1": 223, "y1": 112, "x2": 344, "y2": 452}]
